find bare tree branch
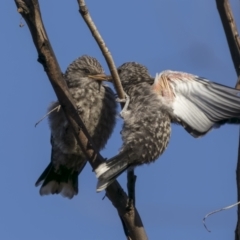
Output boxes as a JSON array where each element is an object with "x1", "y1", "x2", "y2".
[
  {"x1": 215, "y1": 1, "x2": 240, "y2": 239},
  {"x1": 15, "y1": 0, "x2": 103, "y2": 168},
  {"x1": 216, "y1": 0, "x2": 240, "y2": 88},
  {"x1": 14, "y1": 0, "x2": 147, "y2": 239},
  {"x1": 77, "y1": 0, "x2": 147, "y2": 239},
  {"x1": 76, "y1": 2, "x2": 138, "y2": 206},
  {"x1": 203, "y1": 200, "x2": 240, "y2": 232},
  {"x1": 77, "y1": 0, "x2": 125, "y2": 99}
]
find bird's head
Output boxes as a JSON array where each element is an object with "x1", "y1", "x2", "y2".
[
  {"x1": 65, "y1": 55, "x2": 108, "y2": 87},
  {"x1": 106, "y1": 62, "x2": 153, "y2": 91},
  {"x1": 117, "y1": 62, "x2": 151, "y2": 85}
]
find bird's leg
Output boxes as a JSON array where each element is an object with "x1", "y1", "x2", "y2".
[
  {"x1": 126, "y1": 168, "x2": 137, "y2": 209},
  {"x1": 116, "y1": 93, "x2": 130, "y2": 118}
]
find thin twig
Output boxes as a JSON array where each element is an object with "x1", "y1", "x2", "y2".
[
  {"x1": 77, "y1": 0, "x2": 125, "y2": 100},
  {"x1": 35, "y1": 104, "x2": 61, "y2": 127},
  {"x1": 203, "y1": 201, "x2": 240, "y2": 232},
  {"x1": 77, "y1": 3, "x2": 137, "y2": 210},
  {"x1": 76, "y1": 1, "x2": 144, "y2": 239}
]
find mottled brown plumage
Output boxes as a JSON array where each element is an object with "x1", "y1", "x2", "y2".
[
  {"x1": 36, "y1": 55, "x2": 117, "y2": 198},
  {"x1": 96, "y1": 62, "x2": 171, "y2": 191}
]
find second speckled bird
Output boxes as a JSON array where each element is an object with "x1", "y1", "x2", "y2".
[
  {"x1": 35, "y1": 55, "x2": 117, "y2": 199},
  {"x1": 96, "y1": 62, "x2": 171, "y2": 191}
]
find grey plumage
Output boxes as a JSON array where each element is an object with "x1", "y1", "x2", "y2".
[
  {"x1": 96, "y1": 62, "x2": 171, "y2": 191},
  {"x1": 35, "y1": 55, "x2": 117, "y2": 199}
]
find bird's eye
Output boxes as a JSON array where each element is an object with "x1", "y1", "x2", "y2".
[
  {"x1": 117, "y1": 69, "x2": 122, "y2": 75},
  {"x1": 82, "y1": 68, "x2": 90, "y2": 74}
]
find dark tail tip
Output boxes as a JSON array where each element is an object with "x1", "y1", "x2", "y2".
[{"x1": 35, "y1": 163, "x2": 78, "y2": 199}]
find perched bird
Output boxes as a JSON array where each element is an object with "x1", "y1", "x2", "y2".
[
  {"x1": 96, "y1": 63, "x2": 240, "y2": 192},
  {"x1": 96, "y1": 62, "x2": 171, "y2": 191},
  {"x1": 35, "y1": 55, "x2": 117, "y2": 199}
]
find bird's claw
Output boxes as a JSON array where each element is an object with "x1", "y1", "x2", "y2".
[
  {"x1": 116, "y1": 97, "x2": 126, "y2": 103},
  {"x1": 119, "y1": 93, "x2": 130, "y2": 118}
]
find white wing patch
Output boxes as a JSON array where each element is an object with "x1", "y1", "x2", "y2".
[
  {"x1": 153, "y1": 70, "x2": 240, "y2": 137},
  {"x1": 173, "y1": 94, "x2": 213, "y2": 133}
]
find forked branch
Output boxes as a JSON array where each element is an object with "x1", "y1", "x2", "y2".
[
  {"x1": 14, "y1": 0, "x2": 146, "y2": 239},
  {"x1": 77, "y1": 1, "x2": 141, "y2": 239}
]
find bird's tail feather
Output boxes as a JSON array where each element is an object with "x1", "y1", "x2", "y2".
[
  {"x1": 95, "y1": 152, "x2": 129, "y2": 192},
  {"x1": 35, "y1": 162, "x2": 85, "y2": 199}
]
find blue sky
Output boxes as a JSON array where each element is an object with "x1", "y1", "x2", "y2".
[{"x1": 2, "y1": 0, "x2": 240, "y2": 239}]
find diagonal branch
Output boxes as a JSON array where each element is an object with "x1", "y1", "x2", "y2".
[
  {"x1": 215, "y1": 1, "x2": 240, "y2": 239},
  {"x1": 15, "y1": 0, "x2": 103, "y2": 168},
  {"x1": 14, "y1": 0, "x2": 147, "y2": 239},
  {"x1": 77, "y1": 0, "x2": 125, "y2": 100},
  {"x1": 77, "y1": 1, "x2": 140, "y2": 238}
]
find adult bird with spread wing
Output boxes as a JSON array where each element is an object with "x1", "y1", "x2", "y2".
[
  {"x1": 96, "y1": 62, "x2": 240, "y2": 192},
  {"x1": 35, "y1": 55, "x2": 117, "y2": 199}
]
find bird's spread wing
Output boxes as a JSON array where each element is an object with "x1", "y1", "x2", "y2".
[{"x1": 153, "y1": 70, "x2": 240, "y2": 137}]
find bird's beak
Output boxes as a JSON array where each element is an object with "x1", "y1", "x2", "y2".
[
  {"x1": 105, "y1": 75, "x2": 113, "y2": 82},
  {"x1": 88, "y1": 73, "x2": 111, "y2": 81}
]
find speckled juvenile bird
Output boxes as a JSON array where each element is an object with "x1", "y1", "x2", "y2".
[
  {"x1": 35, "y1": 55, "x2": 117, "y2": 199},
  {"x1": 96, "y1": 62, "x2": 171, "y2": 191},
  {"x1": 96, "y1": 62, "x2": 240, "y2": 192}
]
